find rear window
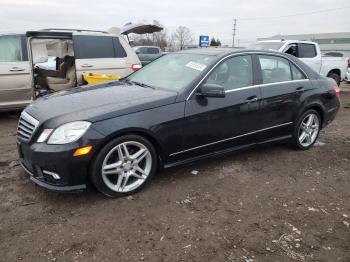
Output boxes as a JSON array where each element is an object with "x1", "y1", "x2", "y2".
[
  {"x1": 74, "y1": 36, "x2": 126, "y2": 59},
  {"x1": 298, "y1": 43, "x2": 317, "y2": 58}
]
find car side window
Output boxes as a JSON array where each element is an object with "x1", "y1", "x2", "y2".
[
  {"x1": 258, "y1": 55, "x2": 292, "y2": 84},
  {"x1": 298, "y1": 43, "x2": 317, "y2": 58},
  {"x1": 148, "y1": 47, "x2": 159, "y2": 54},
  {"x1": 112, "y1": 37, "x2": 127, "y2": 58},
  {"x1": 291, "y1": 63, "x2": 306, "y2": 80},
  {"x1": 204, "y1": 55, "x2": 253, "y2": 91},
  {"x1": 138, "y1": 47, "x2": 148, "y2": 54},
  {"x1": 74, "y1": 36, "x2": 126, "y2": 59},
  {"x1": 0, "y1": 35, "x2": 24, "y2": 62}
]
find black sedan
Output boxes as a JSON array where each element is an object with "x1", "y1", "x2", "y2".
[{"x1": 17, "y1": 49, "x2": 340, "y2": 197}]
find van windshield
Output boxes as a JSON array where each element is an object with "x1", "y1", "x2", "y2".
[{"x1": 128, "y1": 53, "x2": 215, "y2": 91}]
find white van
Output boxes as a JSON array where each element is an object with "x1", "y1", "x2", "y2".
[{"x1": 0, "y1": 29, "x2": 141, "y2": 111}]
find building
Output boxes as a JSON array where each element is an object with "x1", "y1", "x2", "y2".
[{"x1": 258, "y1": 32, "x2": 350, "y2": 57}]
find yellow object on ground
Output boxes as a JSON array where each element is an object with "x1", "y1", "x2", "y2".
[{"x1": 82, "y1": 73, "x2": 120, "y2": 85}]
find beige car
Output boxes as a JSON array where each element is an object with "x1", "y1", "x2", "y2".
[{"x1": 0, "y1": 29, "x2": 141, "y2": 111}]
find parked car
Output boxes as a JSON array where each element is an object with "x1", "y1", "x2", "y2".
[
  {"x1": 0, "y1": 29, "x2": 142, "y2": 111},
  {"x1": 17, "y1": 49, "x2": 340, "y2": 197},
  {"x1": 133, "y1": 46, "x2": 163, "y2": 66},
  {"x1": 251, "y1": 40, "x2": 348, "y2": 86}
]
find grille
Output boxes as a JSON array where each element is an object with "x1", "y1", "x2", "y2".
[{"x1": 17, "y1": 111, "x2": 39, "y2": 142}]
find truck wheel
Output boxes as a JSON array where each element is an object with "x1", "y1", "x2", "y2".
[{"x1": 328, "y1": 72, "x2": 340, "y2": 86}]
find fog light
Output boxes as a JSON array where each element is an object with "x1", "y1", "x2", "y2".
[
  {"x1": 42, "y1": 170, "x2": 60, "y2": 180},
  {"x1": 73, "y1": 146, "x2": 92, "y2": 157}
]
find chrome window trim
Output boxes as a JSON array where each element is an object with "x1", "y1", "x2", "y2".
[
  {"x1": 186, "y1": 52, "x2": 309, "y2": 100},
  {"x1": 169, "y1": 122, "x2": 293, "y2": 156},
  {"x1": 258, "y1": 79, "x2": 310, "y2": 88},
  {"x1": 224, "y1": 79, "x2": 310, "y2": 94}
]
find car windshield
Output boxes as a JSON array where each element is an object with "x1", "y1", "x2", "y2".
[
  {"x1": 128, "y1": 53, "x2": 215, "y2": 91},
  {"x1": 250, "y1": 42, "x2": 284, "y2": 51}
]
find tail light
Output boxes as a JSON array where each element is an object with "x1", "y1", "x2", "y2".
[
  {"x1": 332, "y1": 85, "x2": 340, "y2": 98},
  {"x1": 131, "y1": 64, "x2": 142, "y2": 72}
]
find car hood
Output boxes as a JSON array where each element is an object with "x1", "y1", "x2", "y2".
[{"x1": 25, "y1": 81, "x2": 178, "y2": 127}]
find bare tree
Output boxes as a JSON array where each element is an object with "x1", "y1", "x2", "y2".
[{"x1": 171, "y1": 26, "x2": 194, "y2": 50}]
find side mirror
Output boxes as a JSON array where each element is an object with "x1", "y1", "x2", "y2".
[
  {"x1": 197, "y1": 83, "x2": 225, "y2": 98},
  {"x1": 135, "y1": 50, "x2": 140, "y2": 54}
]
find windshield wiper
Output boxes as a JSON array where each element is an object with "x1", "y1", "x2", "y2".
[{"x1": 125, "y1": 79, "x2": 155, "y2": 89}]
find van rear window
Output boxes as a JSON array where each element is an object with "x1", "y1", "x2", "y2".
[{"x1": 74, "y1": 36, "x2": 126, "y2": 59}]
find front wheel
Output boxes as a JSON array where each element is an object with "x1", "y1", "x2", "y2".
[
  {"x1": 291, "y1": 110, "x2": 321, "y2": 150},
  {"x1": 90, "y1": 135, "x2": 157, "y2": 197}
]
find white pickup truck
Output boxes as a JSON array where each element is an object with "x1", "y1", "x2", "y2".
[{"x1": 252, "y1": 40, "x2": 348, "y2": 85}]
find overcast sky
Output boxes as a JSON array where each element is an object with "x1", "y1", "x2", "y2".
[{"x1": 0, "y1": 0, "x2": 349, "y2": 46}]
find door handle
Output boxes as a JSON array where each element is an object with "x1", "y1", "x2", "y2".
[
  {"x1": 10, "y1": 67, "x2": 25, "y2": 72},
  {"x1": 245, "y1": 96, "x2": 258, "y2": 103},
  {"x1": 296, "y1": 87, "x2": 305, "y2": 93},
  {"x1": 81, "y1": 64, "x2": 94, "y2": 68}
]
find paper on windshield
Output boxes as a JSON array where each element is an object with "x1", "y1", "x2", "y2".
[{"x1": 185, "y1": 61, "x2": 207, "y2": 71}]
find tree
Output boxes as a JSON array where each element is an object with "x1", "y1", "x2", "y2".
[
  {"x1": 210, "y1": 37, "x2": 221, "y2": 47},
  {"x1": 171, "y1": 26, "x2": 194, "y2": 50},
  {"x1": 210, "y1": 37, "x2": 217, "y2": 46}
]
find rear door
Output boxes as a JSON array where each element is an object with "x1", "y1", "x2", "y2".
[
  {"x1": 256, "y1": 54, "x2": 312, "y2": 141},
  {"x1": 73, "y1": 34, "x2": 128, "y2": 84},
  {"x1": 0, "y1": 34, "x2": 32, "y2": 109}
]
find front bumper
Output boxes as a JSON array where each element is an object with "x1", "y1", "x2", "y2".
[
  {"x1": 19, "y1": 160, "x2": 86, "y2": 192},
  {"x1": 17, "y1": 133, "x2": 103, "y2": 192}
]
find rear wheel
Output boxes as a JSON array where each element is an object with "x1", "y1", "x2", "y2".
[
  {"x1": 91, "y1": 135, "x2": 157, "y2": 197},
  {"x1": 291, "y1": 110, "x2": 321, "y2": 150},
  {"x1": 328, "y1": 72, "x2": 340, "y2": 86}
]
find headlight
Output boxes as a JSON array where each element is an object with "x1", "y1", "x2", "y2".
[{"x1": 47, "y1": 121, "x2": 91, "y2": 144}]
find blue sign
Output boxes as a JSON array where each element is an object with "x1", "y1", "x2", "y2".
[{"x1": 199, "y1": 35, "x2": 209, "y2": 47}]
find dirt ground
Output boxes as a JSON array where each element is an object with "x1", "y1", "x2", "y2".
[{"x1": 0, "y1": 83, "x2": 349, "y2": 262}]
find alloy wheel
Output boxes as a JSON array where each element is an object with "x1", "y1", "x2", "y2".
[
  {"x1": 298, "y1": 113, "x2": 320, "y2": 147},
  {"x1": 101, "y1": 141, "x2": 152, "y2": 193}
]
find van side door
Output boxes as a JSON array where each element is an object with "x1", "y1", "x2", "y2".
[
  {"x1": 73, "y1": 35, "x2": 128, "y2": 84},
  {"x1": 0, "y1": 34, "x2": 32, "y2": 110}
]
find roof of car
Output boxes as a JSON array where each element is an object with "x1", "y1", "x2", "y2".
[
  {"x1": 178, "y1": 47, "x2": 289, "y2": 57},
  {"x1": 179, "y1": 47, "x2": 240, "y2": 56}
]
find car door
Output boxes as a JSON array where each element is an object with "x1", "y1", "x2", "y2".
[
  {"x1": 255, "y1": 54, "x2": 312, "y2": 141},
  {"x1": 147, "y1": 47, "x2": 161, "y2": 63},
  {"x1": 73, "y1": 35, "x2": 128, "y2": 84},
  {"x1": 0, "y1": 34, "x2": 32, "y2": 109},
  {"x1": 175, "y1": 55, "x2": 261, "y2": 160}
]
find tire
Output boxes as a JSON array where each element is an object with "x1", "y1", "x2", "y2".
[
  {"x1": 90, "y1": 135, "x2": 157, "y2": 197},
  {"x1": 290, "y1": 109, "x2": 321, "y2": 150},
  {"x1": 328, "y1": 72, "x2": 341, "y2": 86}
]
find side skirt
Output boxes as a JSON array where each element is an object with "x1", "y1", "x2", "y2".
[{"x1": 163, "y1": 135, "x2": 292, "y2": 169}]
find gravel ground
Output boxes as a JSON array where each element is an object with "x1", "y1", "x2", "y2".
[{"x1": 0, "y1": 83, "x2": 349, "y2": 262}]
